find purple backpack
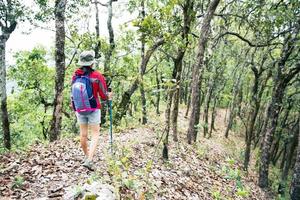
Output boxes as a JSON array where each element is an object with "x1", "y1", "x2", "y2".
[{"x1": 71, "y1": 75, "x2": 97, "y2": 115}]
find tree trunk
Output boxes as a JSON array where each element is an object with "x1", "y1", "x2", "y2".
[
  {"x1": 258, "y1": 69, "x2": 300, "y2": 187},
  {"x1": 155, "y1": 68, "x2": 160, "y2": 115},
  {"x1": 101, "y1": 0, "x2": 116, "y2": 125},
  {"x1": 280, "y1": 141, "x2": 288, "y2": 170},
  {"x1": 209, "y1": 96, "x2": 218, "y2": 136},
  {"x1": 246, "y1": 99, "x2": 261, "y2": 142},
  {"x1": 114, "y1": 39, "x2": 164, "y2": 125},
  {"x1": 290, "y1": 117, "x2": 300, "y2": 200},
  {"x1": 94, "y1": 1, "x2": 101, "y2": 59},
  {"x1": 209, "y1": 76, "x2": 226, "y2": 136},
  {"x1": 224, "y1": 108, "x2": 234, "y2": 138},
  {"x1": 140, "y1": 84, "x2": 147, "y2": 124},
  {"x1": 140, "y1": 0, "x2": 147, "y2": 124},
  {"x1": 243, "y1": 66, "x2": 261, "y2": 171},
  {"x1": 270, "y1": 104, "x2": 292, "y2": 165},
  {"x1": 172, "y1": 86, "x2": 180, "y2": 141},
  {"x1": 171, "y1": 0, "x2": 194, "y2": 142},
  {"x1": 0, "y1": 6, "x2": 17, "y2": 149},
  {"x1": 224, "y1": 73, "x2": 241, "y2": 138},
  {"x1": 254, "y1": 102, "x2": 269, "y2": 148},
  {"x1": 254, "y1": 69, "x2": 271, "y2": 140},
  {"x1": 163, "y1": 91, "x2": 173, "y2": 160},
  {"x1": 114, "y1": 79, "x2": 138, "y2": 125},
  {"x1": 258, "y1": 81, "x2": 286, "y2": 187},
  {"x1": 185, "y1": 80, "x2": 192, "y2": 118},
  {"x1": 0, "y1": 38, "x2": 10, "y2": 149},
  {"x1": 41, "y1": 106, "x2": 49, "y2": 140},
  {"x1": 203, "y1": 76, "x2": 214, "y2": 137},
  {"x1": 171, "y1": 56, "x2": 183, "y2": 142},
  {"x1": 258, "y1": 32, "x2": 300, "y2": 187},
  {"x1": 104, "y1": 0, "x2": 115, "y2": 73},
  {"x1": 187, "y1": 0, "x2": 220, "y2": 144},
  {"x1": 183, "y1": 61, "x2": 191, "y2": 105},
  {"x1": 164, "y1": 67, "x2": 176, "y2": 145},
  {"x1": 270, "y1": 133, "x2": 283, "y2": 165},
  {"x1": 278, "y1": 127, "x2": 298, "y2": 195},
  {"x1": 49, "y1": 0, "x2": 66, "y2": 141}
]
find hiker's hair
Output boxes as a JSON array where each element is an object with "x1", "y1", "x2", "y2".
[{"x1": 81, "y1": 65, "x2": 94, "y2": 74}]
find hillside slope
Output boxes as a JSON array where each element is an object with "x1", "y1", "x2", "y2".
[{"x1": 0, "y1": 109, "x2": 273, "y2": 199}]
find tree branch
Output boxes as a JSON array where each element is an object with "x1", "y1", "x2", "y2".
[
  {"x1": 65, "y1": 41, "x2": 82, "y2": 69},
  {"x1": 140, "y1": 38, "x2": 165, "y2": 74},
  {"x1": 90, "y1": 0, "x2": 108, "y2": 7},
  {"x1": 158, "y1": 48, "x2": 176, "y2": 60},
  {"x1": 284, "y1": 63, "x2": 300, "y2": 83},
  {"x1": 191, "y1": 32, "x2": 199, "y2": 38},
  {"x1": 216, "y1": 31, "x2": 283, "y2": 47},
  {"x1": 32, "y1": 23, "x2": 75, "y2": 45}
]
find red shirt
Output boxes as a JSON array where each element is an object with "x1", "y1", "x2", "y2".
[{"x1": 72, "y1": 68, "x2": 108, "y2": 109}]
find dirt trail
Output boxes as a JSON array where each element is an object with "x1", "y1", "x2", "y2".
[{"x1": 0, "y1": 109, "x2": 272, "y2": 199}]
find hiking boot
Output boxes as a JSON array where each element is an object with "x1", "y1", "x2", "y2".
[{"x1": 82, "y1": 159, "x2": 94, "y2": 171}]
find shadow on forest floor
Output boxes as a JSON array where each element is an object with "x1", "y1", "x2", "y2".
[{"x1": 0, "y1": 108, "x2": 274, "y2": 199}]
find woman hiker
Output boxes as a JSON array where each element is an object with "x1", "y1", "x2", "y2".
[{"x1": 71, "y1": 50, "x2": 112, "y2": 171}]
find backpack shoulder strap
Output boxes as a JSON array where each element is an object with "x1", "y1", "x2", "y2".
[{"x1": 72, "y1": 75, "x2": 82, "y2": 84}]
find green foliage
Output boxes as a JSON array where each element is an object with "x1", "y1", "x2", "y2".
[
  {"x1": 105, "y1": 145, "x2": 156, "y2": 199},
  {"x1": 34, "y1": 0, "x2": 89, "y2": 21},
  {"x1": 12, "y1": 175, "x2": 24, "y2": 189},
  {"x1": 195, "y1": 143, "x2": 208, "y2": 159},
  {"x1": 2, "y1": 1, "x2": 300, "y2": 199},
  {"x1": 0, "y1": 0, "x2": 27, "y2": 25},
  {"x1": 84, "y1": 193, "x2": 97, "y2": 200},
  {"x1": 6, "y1": 47, "x2": 55, "y2": 149},
  {"x1": 70, "y1": 185, "x2": 85, "y2": 199},
  {"x1": 86, "y1": 172, "x2": 102, "y2": 185},
  {"x1": 211, "y1": 189, "x2": 222, "y2": 200},
  {"x1": 269, "y1": 167, "x2": 282, "y2": 193},
  {"x1": 219, "y1": 158, "x2": 251, "y2": 198},
  {"x1": 236, "y1": 188, "x2": 249, "y2": 197},
  {"x1": 133, "y1": 14, "x2": 162, "y2": 38},
  {"x1": 34, "y1": 0, "x2": 54, "y2": 21},
  {"x1": 9, "y1": 47, "x2": 53, "y2": 91}
]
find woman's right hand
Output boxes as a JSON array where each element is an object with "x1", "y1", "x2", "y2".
[{"x1": 108, "y1": 92, "x2": 113, "y2": 100}]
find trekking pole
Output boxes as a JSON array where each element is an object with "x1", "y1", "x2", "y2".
[{"x1": 108, "y1": 88, "x2": 113, "y2": 154}]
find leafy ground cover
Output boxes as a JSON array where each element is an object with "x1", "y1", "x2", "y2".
[{"x1": 0, "y1": 109, "x2": 273, "y2": 199}]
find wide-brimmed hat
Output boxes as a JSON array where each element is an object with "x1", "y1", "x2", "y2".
[{"x1": 77, "y1": 50, "x2": 95, "y2": 66}]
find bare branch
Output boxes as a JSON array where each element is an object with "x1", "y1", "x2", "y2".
[
  {"x1": 65, "y1": 41, "x2": 82, "y2": 69},
  {"x1": 191, "y1": 32, "x2": 199, "y2": 38},
  {"x1": 159, "y1": 48, "x2": 176, "y2": 60},
  {"x1": 216, "y1": 31, "x2": 283, "y2": 47},
  {"x1": 115, "y1": 50, "x2": 134, "y2": 59},
  {"x1": 90, "y1": 0, "x2": 108, "y2": 7},
  {"x1": 32, "y1": 23, "x2": 75, "y2": 45}
]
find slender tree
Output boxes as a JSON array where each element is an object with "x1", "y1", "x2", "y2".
[
  {"x1": 0, "y1": 0, "x2": 25, "y2": 149},
  {"x1": 278, "y1": 116, "x2": 299, "y2": 195},
  {"x1": 258, "y1": 31, "x2": 300, "y2": 187},
  {"x1": 243, "y1": 52, "x2": 270, "y2": 171},
  {"x1": 155, "y1": 67, "x2": 161, "y2": 115},
  {"x1": 49, "y1": 0, "x2": 67, "y2": 141},
  {"x1": 224, "y1": 64, "x2": 243, "y2": 138},
  {"x1": 114, "y1": 38, "x2": 164, "y2": 125},
  {"x1": 104, "y1": 0, "x2": 116, "y2": 73},
  {"x1": 91, "y1": 0, "x2": 117, "y2": 125},
  {"x1": 290, "y1": 114, "x2": 300, "y2": 200},
  {"x1": 161, "y1": 0, "x2": 195, "y2": 160},
  {"x1": 139, "y1": 0, "x2": 147, "y2": 124},
  {"x1": 187, "y1": 0, "x2": 220, "y2": 144},
  {"x1": 91, "y1": 0, "x2": 101, "y2": 59},
  {"x1": 171, "y1": 0, "x2": 195, "y2": 142}
]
